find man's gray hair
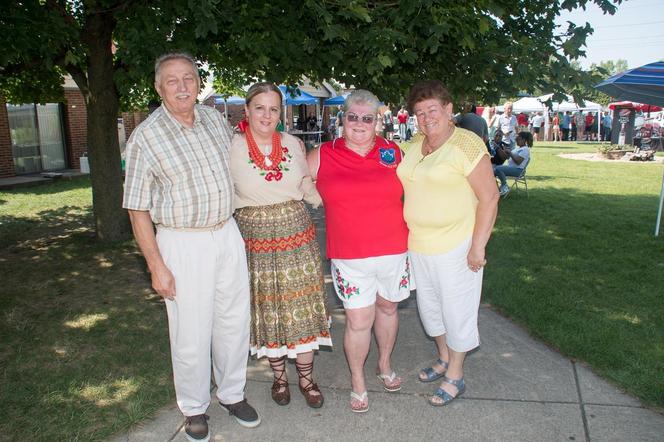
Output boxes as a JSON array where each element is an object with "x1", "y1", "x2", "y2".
[
  {"x1": 154, "y1": 52, "x2": 199, "y2": 83},
  {"x1": 344, "y1": 89, "x2": 380, "y2": 113}
]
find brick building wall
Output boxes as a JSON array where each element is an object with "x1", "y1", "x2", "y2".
[
  {"x1": 122, "y1": 111, "x2": 148, "y2": 141},
  {"x1": 0, "y1": 88, "x2": 149, "y2": 178},
  {"x1": 63, "y1": 89, "x2": 88, "y2": 169},
  {"x1": 0, "y1": 97, "x2": 15, "y2": 178}
]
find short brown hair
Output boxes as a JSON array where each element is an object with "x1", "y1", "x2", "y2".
[
  {"x1": 246, "y1": 82, "x2": 282, "y2": 107},
  {"x1": 406, "y1": 80, "x2": 452, "y2": 113}
]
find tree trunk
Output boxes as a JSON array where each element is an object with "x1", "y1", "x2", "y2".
[{"x1": 84, "y1": 11, "x2": 131, "y2": 241}]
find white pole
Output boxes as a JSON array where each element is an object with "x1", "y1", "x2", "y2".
[
  {"x1": 655, "y1": 167, "x2": 664, "y2": 236},
  {"x1": 284, "y1": 104, "x2": 288, "y2": 131}
]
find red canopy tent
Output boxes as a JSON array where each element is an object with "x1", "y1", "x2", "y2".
[{"x1": 608, "y1": 101, "x2": 663, "y2": 113}]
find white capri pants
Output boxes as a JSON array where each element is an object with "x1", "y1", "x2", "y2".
[
  {"x1": 156, "y1": 218, "x2": 251, "y2": 416},
  {"x1": 409, "y1": 237, "x2": 482, "y2": 352}
]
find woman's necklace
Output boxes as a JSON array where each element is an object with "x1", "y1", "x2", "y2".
[
  {"x1": 422, "y1": 123, "x2": 455, "y2": 157},
  {"x1": 246, "y1": 127, "x2": 283, "y2": 170}
]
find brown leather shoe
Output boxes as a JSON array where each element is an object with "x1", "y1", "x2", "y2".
[
  {"x1": 298, "y1": 381, "x2": 324, "y2": 408},
  {"x1": 271, "y1": 378, "x2": 290, "y2": 405},
  {"x1": 296, "y1": 360, "x2": 324, "y2": 408},
  {"x1": 269, "y1": 356, "x2": 290, "y2": 406}
]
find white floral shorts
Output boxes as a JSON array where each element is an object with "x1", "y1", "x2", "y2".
[{"x1": 330, "y1": 252, "x2": 412, "y2": 309}]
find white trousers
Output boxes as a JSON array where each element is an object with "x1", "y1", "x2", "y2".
[
  {"x1": 156, "y1": 219, "x2": 251, "y2": 416},
  {"x1": 409, "y1": 237, "x2": 482, "y2": 352}
]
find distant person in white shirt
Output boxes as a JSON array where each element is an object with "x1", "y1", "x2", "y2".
[
  {"x1": 531, "y1": 112, "x2": 544, "y2": 141},
  {"x1": 498, "y1": 101, "x2": 518, "y2": 147},
  {"x1": 494, "y1": 131, "x2": 532, "y2": 196}
]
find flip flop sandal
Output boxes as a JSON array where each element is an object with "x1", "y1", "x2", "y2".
[
  {"x1": 419, "y1": 358, "x2": 449, "y2": 383},
  {"x1": 429, "y1": 376, "x2": 465, "y2": 407},
  {"x1": 376, "y1": 371, "x2": 402, "y2": 392},
  {"x1": 349, "y1": 391, "x2": 369, "y2": 413}
]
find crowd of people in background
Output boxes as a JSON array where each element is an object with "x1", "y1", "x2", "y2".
[
  {"x1": 330, "y1": 102, "x2": 616, "y2": 147},
  {"x1": 294, "y1": 100, "x2": 624, "y2": 203}
]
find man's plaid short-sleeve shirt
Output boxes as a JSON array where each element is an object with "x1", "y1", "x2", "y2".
[{"x1": 122, "y1": 105, "x2": 234, "y2": 228}]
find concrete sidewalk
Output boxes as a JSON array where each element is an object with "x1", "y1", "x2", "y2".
[{"x1": 111, "y1": 209, "x2": 664, "y2": 442}]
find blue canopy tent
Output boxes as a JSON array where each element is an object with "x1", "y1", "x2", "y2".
[
  {"x1": 595, "y1": 61, "x2": 664, "y2": 107},
  {"x1": 278, "y1": 86, "x2": 320, "y2": 132},
  {"x1": 595, "y1": 61, "x2": 664, "y2": 236},
  {"x1": 323, "y1": 94, "x2": 349, "y2": 106},
  {"x1": 278, "y1": 86, "x2": 318, "y2": 105},
  {"x1": 211, "y1": 95, "x2": 245, "y2": 121},
  {"x1": 213, "y1": 95, "x2": 246, "y2": 105}
]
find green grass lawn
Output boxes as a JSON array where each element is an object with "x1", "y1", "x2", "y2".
[
  {"x1": 0, "y1": 178, "x2": 173, "y2": 441},
  {"x1": 0, "y1": 146, "x2": 662, "y2": 440},
  {"x1": 484, "y1": 141, "x2": 664, "y2": 409}
]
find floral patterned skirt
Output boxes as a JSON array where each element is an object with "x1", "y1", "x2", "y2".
[{"x1": 235, "y1": 200, "x2": 332, "y2": 359}]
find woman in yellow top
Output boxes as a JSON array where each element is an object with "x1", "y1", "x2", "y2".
[{"x1": 396, "y1": 80, "x2": 499, "y2": 406}]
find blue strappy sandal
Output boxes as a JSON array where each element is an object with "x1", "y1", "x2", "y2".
[
  {"x1": 429, "y1": 376, "x2": 465, "y2": 406},
  {"x1": 418, "y1": 358, "x2": 449, "y2": 383}
]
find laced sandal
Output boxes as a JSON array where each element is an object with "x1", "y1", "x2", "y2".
[
  {"x1": 376, "y1": 371, "x2": 402, "y2": 392},
  {"x1": 429, "y1": 376, "x2": 465, "y2": 407},
  {"x1": 268, "y1": 356, "x2": 290, "y2": 406},
  {"x1": 295, "y1": 360, "x2": 324, "y2": 408},
  {"x1": 349, "y1": 391, "x2": 369, "y2": 413},
  {"x1": 418, "y1": 358, "x2": 449, "y2": 383}
]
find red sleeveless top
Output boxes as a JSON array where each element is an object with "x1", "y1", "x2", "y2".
[{"x1": 316, "y1": 137, "x2": 409, "y2": 259}]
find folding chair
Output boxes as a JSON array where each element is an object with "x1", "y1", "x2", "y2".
[{"x1": 504, "y1": 158, "x2": 530, "y2": 198}]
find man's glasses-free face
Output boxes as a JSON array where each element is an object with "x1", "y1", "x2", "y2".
[{"x1": 346, "y1": 112, "x2": 376, "y2": 124}]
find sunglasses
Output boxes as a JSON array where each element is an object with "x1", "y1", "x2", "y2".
[{"x1": 346, "y1": 112, "x2": 376, "y2": 124}]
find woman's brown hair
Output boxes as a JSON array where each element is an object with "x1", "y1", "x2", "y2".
[
  {"x1": 406, "y1": 80, "x2": 452, "y2": 113},
  {"x1": 245, "y1": 82, "x2": 283, "y2": 107}
]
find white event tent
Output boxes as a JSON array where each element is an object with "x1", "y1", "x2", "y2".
[
  {"x1": 510, "y1": 97, "x2": 547, "y2": 134},
  {"x1": 538, "y1": 94, "x2": 603, "y2": 135},
  {"x1": 512, "y1": 96, "x2": 546, "y2": 113},
  {"x1": 539, "y1": 94, "x2": 602, "y2": 112}
]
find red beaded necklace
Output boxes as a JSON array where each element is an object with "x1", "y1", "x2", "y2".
[{"x1": 245, "y1": 126, "x2": 283, "y2": 170}]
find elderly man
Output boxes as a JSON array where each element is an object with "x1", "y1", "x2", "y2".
[
  {"x1": 123, "y1": 52, "x2": 259, "y2": 441},
  {"x1": 498, "y1": 101, "x2": 518, "y2": 148}
]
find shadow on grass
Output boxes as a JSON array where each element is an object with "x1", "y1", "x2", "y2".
[
  {"x1": 485, "y1": 186, "x2": 664, "y2": 407},
  {"x1": 0, "y1": 205, "x2": 94, "y2": 249},
  {"x1": 0, "y1": 206, "x2": 170, "y2": 440},
  {"x1": 1, "y1": 175, "x2": 92, "y2": 196},
  {"x1": 522, "y1": 174, "x2": 560, "y2": 183}
]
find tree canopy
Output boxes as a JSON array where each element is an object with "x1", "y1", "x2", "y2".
[
  {"x1": 562, "y1": 58, "x2": 628, "y2": 106},
  {"x1": 0, "y1": 0, "x2": 621, "y2": 240}
]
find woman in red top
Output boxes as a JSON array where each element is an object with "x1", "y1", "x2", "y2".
[
  {"x1": 397, "y1": 106, "x2": 409, "y2": 140},
  {"x1": 585, "y1": 112, "x2": 595, "y2": 141},
  {"x1": 307, "y1": 90, "x2": 412, "y2": 413}
]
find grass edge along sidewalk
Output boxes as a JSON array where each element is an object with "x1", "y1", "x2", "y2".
[
  {"x1": 0, "y1": 142, "x2": 662, "y2": 439},
  {"x1": 484, "y1": 141, "x2": 663, "y2": 411},
  {"x1": 0, "y1": 177, "x2": 174, "y2": 441}
]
